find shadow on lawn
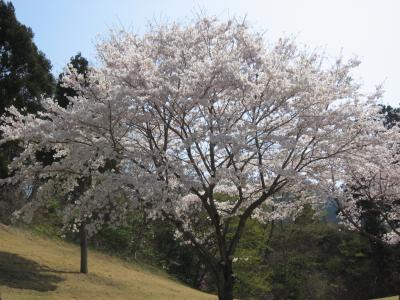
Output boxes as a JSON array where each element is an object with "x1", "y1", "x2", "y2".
[{"x1": 0, "y1": 251, "x2": 64, "y2": 292}]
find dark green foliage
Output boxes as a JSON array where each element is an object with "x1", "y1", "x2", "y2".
[
  {"x1": 231, "y1": 218, "x2": 272, "y2": 299},
  {"x1": 380, "y1": 104, "x2": 400, "y2": 129},
  {"x1": 0, "y1": 0, "x2": 54, "y2": 116},
  {"x1": 0, "y1": 139, "x2": 19, "y2": 178},
  {"x1": 173, "y1": 204, "x2": 398, "y2": 299},
  {"x1": 150, "y1": 220, "x2": 209, "y2": 288},
  {"x1": 258, "y1": 206, "x2": 399, "y2": 299}
]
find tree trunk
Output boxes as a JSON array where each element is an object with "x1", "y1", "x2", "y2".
[
  {"x1": 79, "y1": 224, "x2": 88, "y2": 274},
  {"x1": 216, "y1": 260, "x2": 234, "y2": 300}
]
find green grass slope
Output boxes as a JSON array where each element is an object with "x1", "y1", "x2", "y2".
[{"x1": 0, "y1": 224, "x2": 216, "y2": 300}]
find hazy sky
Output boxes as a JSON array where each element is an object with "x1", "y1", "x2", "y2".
[{"x1": 11, "y1": 0, "x2": 400, "y2": 106}]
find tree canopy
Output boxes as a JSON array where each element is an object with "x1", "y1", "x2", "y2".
[{"x1": 0, "y1": 0, "x2": 54, "y2": 116}]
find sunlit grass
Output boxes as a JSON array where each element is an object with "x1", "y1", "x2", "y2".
[{"x1": 0, "y1": 224, "x2": 216, "y2": 300}]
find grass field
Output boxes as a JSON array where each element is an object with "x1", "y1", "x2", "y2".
[{"x1": 0, "y1": 224, "x2": 216, "y2": 300}]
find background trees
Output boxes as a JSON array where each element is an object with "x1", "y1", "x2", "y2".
[
  {"x1": 0, "y1": 0, "x2": 54, "y2": 223},
  {"x1": 0, "y1": 0, "x2": 54, "y2": 117}
]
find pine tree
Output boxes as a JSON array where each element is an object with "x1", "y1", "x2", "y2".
[
  {"x1": 0, "y1": 0, "x2": 54, "y2": 116},
  {"x1": 0, "y1": 0, "x2": 54, "y2": 221}
]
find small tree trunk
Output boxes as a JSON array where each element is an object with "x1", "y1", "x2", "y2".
[
  {"x1": 217, "y1": 260, "x2": 234, "y2": 300},
  {"x1": 79, "y1": 224, "x2": 88, "y2": 274}
]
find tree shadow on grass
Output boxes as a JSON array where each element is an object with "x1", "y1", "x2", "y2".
[{"x1": 0, "y1": 251, "x2": 64, "y2": 292}]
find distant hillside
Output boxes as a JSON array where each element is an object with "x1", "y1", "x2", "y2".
[{"x1": 0, "y1": 224, "x2": 216, "y2": 300}]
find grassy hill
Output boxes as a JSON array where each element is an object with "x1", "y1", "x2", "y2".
[{"x1": 0, "y1": 224, "x2": 216, "y2": 300}]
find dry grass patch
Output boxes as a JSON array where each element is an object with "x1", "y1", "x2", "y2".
[{"x1": 0, "y1": 224, "x2": 216, "y2": 300}]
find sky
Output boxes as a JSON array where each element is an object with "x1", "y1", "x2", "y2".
[{"x1": 11, "y1": 0, "x2": 400, "y2": 106}]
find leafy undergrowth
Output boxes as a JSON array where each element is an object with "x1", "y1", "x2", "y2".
[{"x1": 0, "y1": 224, "x2": 216, "y2": 300}]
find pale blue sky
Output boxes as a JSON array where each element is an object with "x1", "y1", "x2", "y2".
[{"x1": 11, "y1": 0, "x2": 400, "y2": 106}]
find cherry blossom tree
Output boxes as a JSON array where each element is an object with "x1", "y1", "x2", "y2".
[
  {"x1": 1, "y1": 17, "x2": 389, "y2": 299},
  {"x1": 0, "y1": 65, "x2": 142, "y2": 273}
]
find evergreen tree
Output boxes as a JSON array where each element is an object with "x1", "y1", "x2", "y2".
[
  {"x1": 0, "y1": 0, "x2": 54, "y2": 116},
  {"x1": 380, "y1": 104, "x2": 400, "y2": 129},
  {"x1": 0, "y1": 0, "x2": 54, "y2": 221}
]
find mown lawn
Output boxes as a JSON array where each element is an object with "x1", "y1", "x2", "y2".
[{"x1": 0, "y1": 224, "x2": 216, "y2": 300}]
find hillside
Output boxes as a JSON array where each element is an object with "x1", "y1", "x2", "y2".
[{"x1": 0, "y1": 224, "x2": 216, "y2": 300}]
